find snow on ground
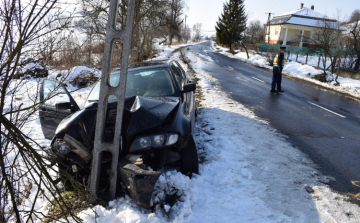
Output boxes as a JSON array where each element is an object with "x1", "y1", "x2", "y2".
[
  {"x1": 212, "y1": 41, "x2": 360, "y2": 98},
  {"x1": 154, "y1": 44, "x2": 185, "y2": 61},
  {"x1": 179, "y1": 53, "x2": 360, "y2": 222},
  {"x1": 153, "y1": 42, "x2": 202, "y2": 61}
]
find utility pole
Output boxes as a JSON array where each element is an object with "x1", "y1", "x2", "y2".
[
  {"x1": 185, "y1": 15, "x2": 188, "y2": 43},
  {"x1": 90, "y1": 0, "x2": 135, "y2": 202},
  {"x1": 265, "y1": 12, "x2": 273, "y2": 44}
]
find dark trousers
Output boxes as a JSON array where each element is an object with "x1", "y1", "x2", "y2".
[{"x1": 271, "y1": 67, "x2": 282, "y2": 90}]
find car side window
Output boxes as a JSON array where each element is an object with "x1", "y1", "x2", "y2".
[
  {"x1": 174, "y1": 61, "x2": 186, "y2": 76},
  {"x1": 170, "y1": 62, "x2": 184, "y2": 89},
  {"x1": 42, "y1": 79, "x2": 71, "y2": 107}
]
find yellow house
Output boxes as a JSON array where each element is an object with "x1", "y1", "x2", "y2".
[{"x1": 265, "y1": 3, "x2": 341, "y2": 46}]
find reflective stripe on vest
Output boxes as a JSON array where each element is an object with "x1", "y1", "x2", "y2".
[{"x1": 273, "y1": 54, "x2": 285, "y2": 67}]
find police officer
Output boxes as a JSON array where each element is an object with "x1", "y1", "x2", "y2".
[{"x1": 270, "y1": 46, "x2": 286, "y2": 93}]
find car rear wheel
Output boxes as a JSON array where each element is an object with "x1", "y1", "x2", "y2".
[{"x1": 180, "y1": 136, "x2": 199, "y2": 177}]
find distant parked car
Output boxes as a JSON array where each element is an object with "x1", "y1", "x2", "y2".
[{"x1": 39, "y1": 60, "x2": 198, "y2": 208}]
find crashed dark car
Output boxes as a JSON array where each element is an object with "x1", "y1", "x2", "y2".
[{"x1": 39, "y1": 60, "x2": 198, "y2": 208}]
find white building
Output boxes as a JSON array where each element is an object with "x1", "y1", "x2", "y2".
[{"x1": 265, "y1": 3, "x2": 341, "y2": 47}]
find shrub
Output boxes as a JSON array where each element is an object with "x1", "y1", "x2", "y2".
[
  {"x1": 70, "y1": 70, "x2": 99, "y2": 88},
  {"x1": 15, "y1": 58, "x2": 48, "y2": 79}
]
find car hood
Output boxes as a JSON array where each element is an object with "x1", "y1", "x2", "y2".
[
  {"x1": 55, "y1": 96, "x2": 180, "y2": 144},
  {"x1": 124, "y1": 96, "x2": 180, "y2": 137}
]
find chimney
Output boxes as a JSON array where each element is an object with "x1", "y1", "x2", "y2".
[
  {"x1": 311, "y1": 5, "x2": 314, "y2": 10},
  {"x1": 300, "y1": 3, "x2": 304, "y2": 9}
]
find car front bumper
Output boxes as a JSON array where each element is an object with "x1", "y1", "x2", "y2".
[{"x1": 118, "y1": 156, "x2": 161, "y2": 209}]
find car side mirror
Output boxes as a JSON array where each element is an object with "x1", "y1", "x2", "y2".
[
  {"x1": 182, "y1": 83, "x2": 196, "y2": 93},
  {"x1": 56, "y1": 102, "x2": 72, "y2": 110}
]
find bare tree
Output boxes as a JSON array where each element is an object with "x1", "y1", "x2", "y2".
[
  {"x1": 37, "y1": 29, "x2": 68, "y2": 66},
  {"x1": 192, "y1": 23, "x2": 203, "y2": 42},
  {"x1": 0, "y1": 1, "x2": 86, "y2": 222},
  {"x1": 245, "y1": 20, "x2": 264, "y2": 44},
  {"x1": 181, "y1": 24, "x2": 191, "y2": 43},
  {"x1": 160, "y1": 0, "x2": 186, "y2": 45},
  {"x1": 347, "y1": 9, "x2": 360, "y2": 71},
  {"x1": 77, "y1": 0, "x2": 175, "y2": 63},
  {"x1": 305, "y1": 16, "x2": 344, "y2": 83},
  {"x1": 132, "y1": 0, "x2": 171, "y2": 61}
]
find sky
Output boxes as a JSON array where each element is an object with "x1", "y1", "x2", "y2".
[{"x1": 186, "y1": 0, "x2": 359, "y2": 35}]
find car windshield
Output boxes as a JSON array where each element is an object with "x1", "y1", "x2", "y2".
[{"x1": 86, "y1": 68, "x2": 175, "y2": 104}]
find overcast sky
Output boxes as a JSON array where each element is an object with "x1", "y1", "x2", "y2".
[{"x1": 186, "y1": 0, "x2": 359, "y2": 34}]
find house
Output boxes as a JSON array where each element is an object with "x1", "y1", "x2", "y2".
[{"x1": 265, "y1": 3, "x2": 341, "y2": 47}]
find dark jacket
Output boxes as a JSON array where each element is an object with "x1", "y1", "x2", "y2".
[{"x1": 277, "y1": 53, "x2": 284, "y2": 72}]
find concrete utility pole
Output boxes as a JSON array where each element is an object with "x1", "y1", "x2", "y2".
[
  {"x1": 265, "y1": 12, "x2": 273, "y2": 44},
  {"x1": 90, "y1": 0, "x2": 135, "y2": 201},
  {"x1": 185, "y1": 15, "x2": 187, "y2": 28},
  {"x1": 185, "y1": 15, "x2": 188, "y2": 43}
]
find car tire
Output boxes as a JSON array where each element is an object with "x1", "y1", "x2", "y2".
[
  {"x1": 57, "y1": 153, "x2": 89, "y2": 191},
  {"x1": 58, "y1": 162, "x2": 74, "y2": 191},
  {"x1": 180, "y1": 135, "x2": 199, "y2": 177}
]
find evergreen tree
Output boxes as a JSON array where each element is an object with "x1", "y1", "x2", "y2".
[{"x1": 215, "y1": 0, "x2": 247, "y2": 50}]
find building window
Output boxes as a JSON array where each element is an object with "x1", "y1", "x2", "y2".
[{"x1": 275, "y1": 28, "x2": 279, "y2": 36}]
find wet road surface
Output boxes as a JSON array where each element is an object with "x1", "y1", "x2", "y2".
[{"x1": 186, "y1": 41, "x2": 360, "y2": 194}]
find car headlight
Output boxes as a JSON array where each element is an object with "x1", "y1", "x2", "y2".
[
  {"x1": 130, "y1": 133, "x2": 178, "y2": 152},
  {"x1": 154, "y1": 135, "x2": 165, "y2": 146},
  {"x1": 52, "y1": 141, "x2": 71, "y2": 156},
  {"x1": 166, "y1": 134, "x2": 178, "y2": 146},
  {"x1": 139, "y1": 137, "x2": 151, "y2": 148}
]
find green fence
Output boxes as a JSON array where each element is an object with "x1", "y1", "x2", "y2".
[
  {"x1": 259, "y1": 43, "x2": 354, "y2": 57},
  {"x1": 259, "y1": 43, "x2": 315, "y2": 56}
]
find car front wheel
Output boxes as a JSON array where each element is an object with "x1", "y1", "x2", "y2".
[{"x1": 180, "y1": 136, "x2": 199, "y2": 177}]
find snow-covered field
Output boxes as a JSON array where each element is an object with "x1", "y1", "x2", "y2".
[
  {"x1": 212, "y1": 41, "x2": 360, "y2": 98},
  {"x1": 6, "y1": 42, "x2": 360, "y2": 222}
]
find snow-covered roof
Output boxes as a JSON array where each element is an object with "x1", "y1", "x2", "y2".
[
  {"x1": 276, "y1": 7, "x2": 324, "y2": 18},
  {"x1": 270, "y1": 7, "x2": 341, "y2": 28}
]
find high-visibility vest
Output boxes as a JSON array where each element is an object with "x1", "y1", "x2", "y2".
[{"x1": 273, "y1": 54, "x2": 285, "y2": 67}]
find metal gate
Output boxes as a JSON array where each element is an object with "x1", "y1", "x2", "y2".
[{"x1": 90, "y1": 0, "x2": 135, "y2": 201}]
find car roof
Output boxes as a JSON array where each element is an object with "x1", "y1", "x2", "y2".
[
  {"x1": 127, "y1": 60, "x2": 173, "y2": 70},
  {"x1": 109, "y1": 59, "x2": 185, "y2": 77}
]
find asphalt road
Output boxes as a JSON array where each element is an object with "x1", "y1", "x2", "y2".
[{"x1": 185, "y1": 41, "x2": 360, "y2": 194}]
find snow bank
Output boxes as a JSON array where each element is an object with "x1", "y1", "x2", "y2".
[
  {"x1": 152, "y1": 41, "x2": 205, "y2": 61},
  {"x1": 284, "y1": 61, "x2": 323, "y2": 77},
  {"x1": 48, "y1": 66, "x2": 100, "y2": 81}
]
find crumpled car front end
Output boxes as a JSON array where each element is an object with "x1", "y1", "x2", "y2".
[
  {"x1": 50, "y1": 96, "x2": 192, "y2": 208},
  {"x1": 117, "y1": 96, "x2": 191, "y2": 208}
]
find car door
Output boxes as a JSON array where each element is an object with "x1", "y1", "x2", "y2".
[
  {"x1": 170, "y1": 62, "x2": 195, "y2": 121},
  {"x1": 39, "y1": 79, "x2": 80, "y2": 139},
  {"x1": 175, "y1": 61, "x2": 195, "y2": 113}
]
